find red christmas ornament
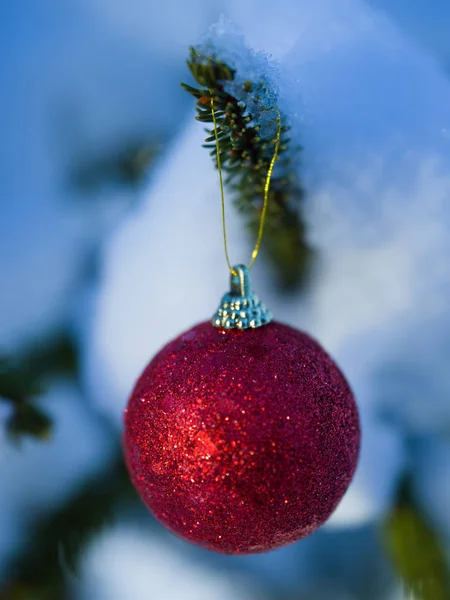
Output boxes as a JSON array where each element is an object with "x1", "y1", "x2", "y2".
[{"x1": 124, "y1": 266, "x2": 360, "y2": 554}]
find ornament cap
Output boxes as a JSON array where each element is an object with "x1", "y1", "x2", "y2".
[{"x1": 212, "y1": 265, "x2": 272, "y2": 329}]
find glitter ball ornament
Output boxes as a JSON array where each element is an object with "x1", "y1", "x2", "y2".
[{"x1": 124, "y1": 266, "x2": 360, "y2": 554}]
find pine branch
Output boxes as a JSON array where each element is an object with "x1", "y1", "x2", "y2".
[
  {"x1": 0, "y1": 333, "x2": 78, "y2": 441},
  {"x1": 383, "y1": 476, "x2": 450, "y2": 600},
  {"x1": 0, "y1": 451, "x2": 135, "y2": 600},
  {"x1": 73, "y1": 140, "x2": 159, "y2": 192},
  {"x1": 181, "y1": 47, "x2": 313, "y2": 290}
]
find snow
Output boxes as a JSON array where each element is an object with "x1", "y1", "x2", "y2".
[
  {"x1": 75, "y1": 524, "x2": 257, "y2": 600},
  {"x1": 198, "y1": 17, "x2": 281, "y2": 140}
]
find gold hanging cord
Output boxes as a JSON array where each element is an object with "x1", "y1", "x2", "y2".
[{"x1": 209, "y1": 93, "x2": 281, "y2": 275}]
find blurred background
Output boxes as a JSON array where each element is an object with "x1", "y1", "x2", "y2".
[{"x1": 1, "y1": 1, "x2": 450, "y2": 599}]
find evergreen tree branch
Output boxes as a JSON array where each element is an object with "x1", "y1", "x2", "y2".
[
  {"x1": 383, "y1": 476, "x2": 450, "y2": 600},
  {"x1": 181, "y1": 47, "x2": 313, "y2": 290},
  {"x1": 0, "y1": 333, "x2": 78, "y2": 441},
  {"x1": 0, "y1": 451, "x2": 135, "y2": 600},
  {"x1": 73, "y1": 140, "x2": 159, "y2": 191}
]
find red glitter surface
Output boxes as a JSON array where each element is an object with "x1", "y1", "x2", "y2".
[{"x1": 123, "y1": 321, "x2": 360, "y2": 554}]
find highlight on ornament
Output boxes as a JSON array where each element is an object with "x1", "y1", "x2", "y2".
[{"x1": 123, "y1": 47, "x2": 360, "y2": 555}]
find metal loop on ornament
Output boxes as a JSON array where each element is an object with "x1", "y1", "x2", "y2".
[{"x1": 212, "y1": 265, "x2": 272, "y2": 329}]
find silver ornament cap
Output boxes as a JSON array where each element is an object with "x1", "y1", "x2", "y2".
[{"x1": 212, "y1": 265, "x2": 272, "y2": 329}]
